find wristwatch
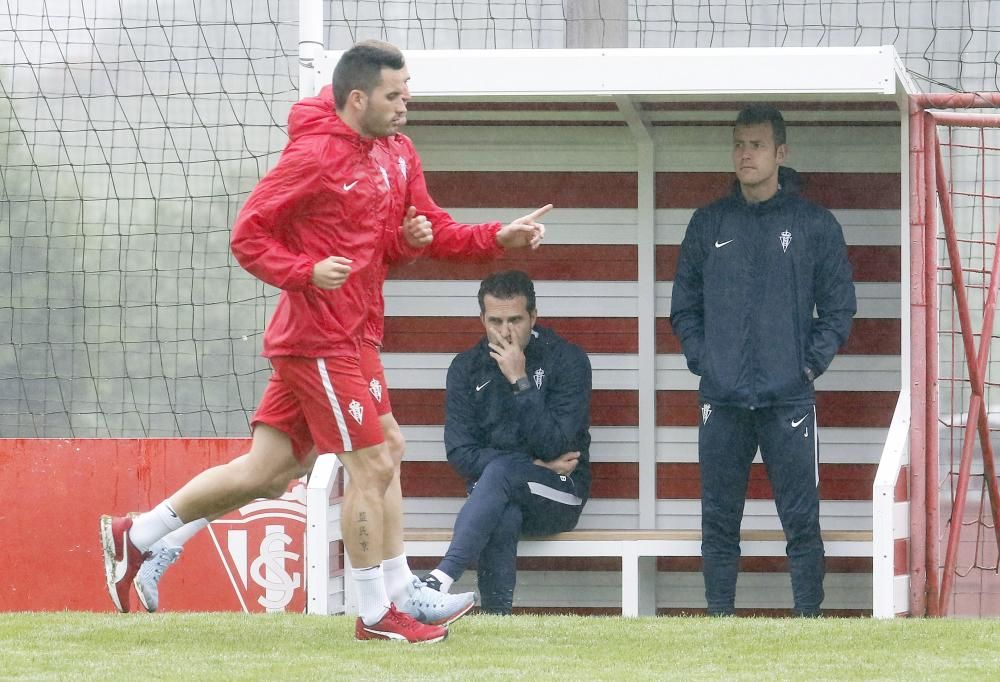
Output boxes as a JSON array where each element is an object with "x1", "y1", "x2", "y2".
[
  {"x1": 511, "y1": 376, "x2": 532, "y2": 394},
  {"x1": 803, "y1": 366, "x2": 816, "y2": 382}
]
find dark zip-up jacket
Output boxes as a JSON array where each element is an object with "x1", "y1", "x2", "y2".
[
  {"x1": 444, "y1": 325, "x2": 592, "y2": 498},
  {"x1": 670, "y1": 167, "x2": 857, "y2": 408}
]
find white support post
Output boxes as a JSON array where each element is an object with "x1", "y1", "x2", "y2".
[
  {"x1": 298, "y1": 0, "x2": 324, "y2": 99},
  {"x1": 565, "y1": 0, "x2": 628, "y2": 48},
  {"x1": 306, "y1": 454, "x2": 346, "y2": 615},
  {"x1": 635, "y1": 555, "x2": 658, "y2": 616},
  {"x1": 615, "y1": 95, "x2": 658, "y2": 531},
  {"x1": 896, "y1": 84, "x2": 912, "y2": 394},
  {"x1": 873, "y1": 393, "x2": 911, "y2": 618},
  {"x1": 620, "y1": 547, "x2": 640, "y2": 617}
]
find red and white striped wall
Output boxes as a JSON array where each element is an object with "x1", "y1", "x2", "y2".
[{"x1": 384, "y1": 100, "x2": 902, "y2": 614}]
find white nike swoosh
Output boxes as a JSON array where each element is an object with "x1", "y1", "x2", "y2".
[
  {"x1": 791, "y1": 415, "x2": 808, "y2": 428},
  {"x1": 475, "y1": 380, "x2": 491, "y2": 392},
  {"x1": 111, "y1": 530, "x2": 130, "y2": 582},
  {"x1": 343, "y1": 180, "x2": 359, "y2": 191},
  {"x1": 715, "y1": 239, "x2": 735, "y2": 248},
  {"x1": 112, "y1": 558, "x2": 128, "y2": 582}
]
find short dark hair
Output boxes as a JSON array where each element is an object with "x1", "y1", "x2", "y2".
[
  {"x1": 478, "y1": 270, "x2": 536, "y2": 314},
  {"x1": 332, "y1": 40, "x2": 405, "y2": 110},
  {"x1": 735, "y1": 104, "x2": 786, "y2": 146}
]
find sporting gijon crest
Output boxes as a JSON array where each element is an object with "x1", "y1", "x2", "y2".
[{"x1": 207, "y1": 480, "x2": 306, "y2": 613}]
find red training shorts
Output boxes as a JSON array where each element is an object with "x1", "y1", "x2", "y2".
[
  {"x1": 252, "y1": 355, "x2": 384, "y2": 462},
  {"x1": 359, "y1": 340, "x2": 393, "y2": 417}
]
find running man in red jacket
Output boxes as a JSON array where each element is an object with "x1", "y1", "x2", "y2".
[
  {"x1": 359, "y1": 147, "x2": 549, "y2": 629},
  {"x1": 99, "y1": 40, "x2": 548, "y2": 643}
]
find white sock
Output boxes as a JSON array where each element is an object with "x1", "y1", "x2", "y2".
[
  {"x1": 429, "y1": 569, "x2": 454, "y2": 593},
  {"x1": 129, "y1": 500, "x2": 185, "y2": 552},
  {"x1": 151, "y1": 518, "x2": 209, "y2": 552},
  {"x1": 382, "y1": 553, "x2": 415, "y2": 604},
  {"x1": 353, "y1": 565, "x2": 391, "y2": 626}
]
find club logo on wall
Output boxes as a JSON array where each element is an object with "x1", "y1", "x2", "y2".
[{"x1": 208, "y1": 480, "x2": 307, "y2": 613}]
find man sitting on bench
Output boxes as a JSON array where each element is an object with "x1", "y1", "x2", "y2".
[{"x1": 419, "y1": 269, "x2": 593, "y2": 614}]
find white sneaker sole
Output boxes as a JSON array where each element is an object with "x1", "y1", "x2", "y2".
[
  {"x1": 99, "y1": 515, "x2": 127, "y2": 613},
  {"x1": 133, "y1": 576, "x2": 155, "y2": 613},
  {"x1": 359, "y1": 627, "x2": 448, "y2": 644},
  {"x1": 432, "y1": 597, "x2": 475, "y2": 627}
]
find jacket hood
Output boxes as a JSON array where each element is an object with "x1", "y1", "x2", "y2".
[
  {"x1": 730, "y1": 166, "x2": 802, "y2": 209},
  {"x1": 287, "y1": 84, "x2": 363, "y2": 144}
]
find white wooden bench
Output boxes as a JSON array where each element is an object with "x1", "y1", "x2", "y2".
[
  {"x1": 305, "y1": 455, "x2": 873, "y2": 616},
  {"x1": 403, "y1": 527, "x2": 872, "y2": 616}
]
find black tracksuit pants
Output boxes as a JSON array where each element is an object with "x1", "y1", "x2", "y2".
[{"x1": 699, "y1": 403, "x2": 825, "y2": 616}]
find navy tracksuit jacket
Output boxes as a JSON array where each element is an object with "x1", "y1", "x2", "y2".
[
  {"x1": 441, "y1": 325, "x2": 592, "y2": 613},
  {"x1": 670, "y1": 167, "x2": 857, "y2": 614}
]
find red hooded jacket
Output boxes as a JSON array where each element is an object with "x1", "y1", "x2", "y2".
[{"x1": 231, "y1": 86, "x2": 502, "y2": 358}]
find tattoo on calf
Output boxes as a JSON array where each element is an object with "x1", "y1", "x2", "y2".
[{"x1": 358, "y1": 511, "x2": 370, "y2": 553}]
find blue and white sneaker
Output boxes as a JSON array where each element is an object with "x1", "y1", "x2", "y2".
[
  {"x1": 133, "y1": 544, "x2": 183, "y2": 612},
  {"x1": 395, "y1": 576, "x2": 475, "y2": 626}
]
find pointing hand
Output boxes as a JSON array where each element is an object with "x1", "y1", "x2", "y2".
[{"x1": 496, "y1": 204, "x2": 551, "y2": 250}]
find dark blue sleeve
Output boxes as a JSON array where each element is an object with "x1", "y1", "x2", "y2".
[
  {"x1": 806, "y1": 210, "x2": 857, "y2": 375},
  {"x1": 670, "y1": 208, "x2": 708, "y2": 375},
  {"x1": 510, "y1": 342, "x2": 592, "y2": 462},
  {"x1": 444, "y1": 353, "x2": 529, "y2": 481}
]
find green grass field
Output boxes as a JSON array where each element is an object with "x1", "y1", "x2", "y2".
[{"x1": 1, "y1": 612, "x2": 998, "y2": 681}]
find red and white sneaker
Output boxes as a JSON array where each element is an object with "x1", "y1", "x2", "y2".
[
  {"x1": 355, "y1": 604, "x2": 448, "y2": 643},
  {"x1": 99, "y1": 515, "x2": 150, "y2": 613}
]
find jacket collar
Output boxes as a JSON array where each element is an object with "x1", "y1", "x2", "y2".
[{"x1": 729, "y1": 166, "x2": 802, "y2": 211}]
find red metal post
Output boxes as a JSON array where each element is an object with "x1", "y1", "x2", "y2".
[
  {"x1": 968, "y1": 238, "x2": 1000, "y2": 582},
  {"x1": 934, "y1": 135, "x2": 985, "y2": 614},
  {"x1": 909, "y1": 90, "x2": 1000, "y2": 618},
  {"x1": 930, "y1": 131, "x2": 1000, "y2": 618},
  {"x1": 926, "y1": 112, "x2": 1000, "y2": 129},
  {"x1": 915, "y1": 93, "x2": 1000, "y2": 109}
]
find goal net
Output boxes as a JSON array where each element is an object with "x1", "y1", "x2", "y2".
[
  {"x1": 2, "y1": 0, "x2": 998, "y2": 439},
  {"x1": 928, "y1": 111, "x2": 1000, "y2": 615}
]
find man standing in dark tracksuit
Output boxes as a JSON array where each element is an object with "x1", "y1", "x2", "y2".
[
  {"x1": 670, "y1": 104, "x2": 857, "y2": 617},
  {"x1": 419, "y1": 270, "x2": 592, "y2": 614}
]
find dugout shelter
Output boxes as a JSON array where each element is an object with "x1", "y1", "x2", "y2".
[{"x1": 301, "y1": 16, "x2": 918, "y2": 619}]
